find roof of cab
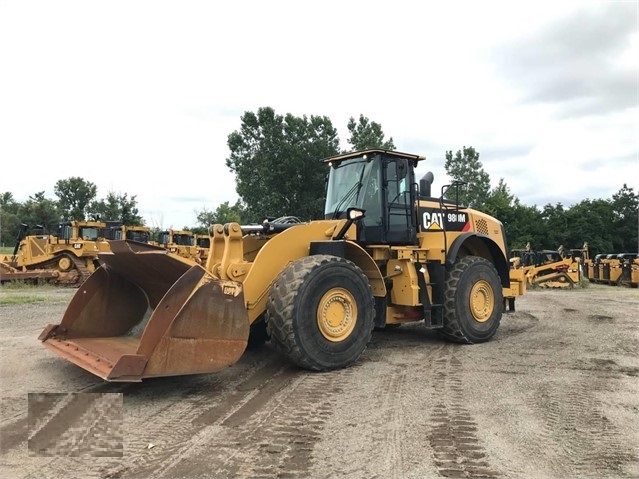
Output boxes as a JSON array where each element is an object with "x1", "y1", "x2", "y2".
[{"x1": 320, "y1": 149, "x2": 426, "y2": 164}]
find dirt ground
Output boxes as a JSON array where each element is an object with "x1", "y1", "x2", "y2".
[{"x1": 0, "y1": 284, "x2": 638, "y2": 479}]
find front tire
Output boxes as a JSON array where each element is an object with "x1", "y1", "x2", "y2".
[
  {"x1": 266, "y1": 255, "x2": 374, "y2": 371},
  {"x1": 440, "y1": 256, "x2": 503, "y2": 344}
]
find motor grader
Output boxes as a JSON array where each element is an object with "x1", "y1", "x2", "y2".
[
  {"x1": 0, "y1": 220, "x2": 108, "y2": 286},
  {"x1": 39, "y1": 149, "x2": 527, "y2": 382}
]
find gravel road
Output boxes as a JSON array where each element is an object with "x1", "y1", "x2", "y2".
[{"x1": 1, "y1": 284, "x2": 638, "y2": 479}]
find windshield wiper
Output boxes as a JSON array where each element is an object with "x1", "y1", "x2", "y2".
[{"x1": 331, "y1": 181, "x2": 362, "y2": 220}]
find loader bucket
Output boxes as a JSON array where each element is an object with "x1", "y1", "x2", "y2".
[{"x1": 38, "y1": 240, "x2": 250, "y2": 382}]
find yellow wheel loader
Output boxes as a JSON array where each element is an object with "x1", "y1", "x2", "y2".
[{"x1": 39, "y1": 149, "x2": 526, "y2": 381}]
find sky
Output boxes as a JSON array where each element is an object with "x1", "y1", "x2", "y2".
[{"x1": 0, "y1": 0, "x2": 637, "y2": 229}]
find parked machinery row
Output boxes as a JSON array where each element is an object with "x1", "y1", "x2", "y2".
[
  {"x1": 584, "y1": 253, "x2": 639, "y2": 287},
  {"x1": 0, "y1": 221, "x2": 152, "y2": 286},
  {"x1": 509, "y1": 243, "x2": 589, "y2": 288}
]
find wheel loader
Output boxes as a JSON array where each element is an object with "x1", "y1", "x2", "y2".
[
  {"x1": 1, "y1": 220, "x2": 108, "y2": 285},
  {"x1": 39, "y1": 149, "x2": 527, "y2": 382}
]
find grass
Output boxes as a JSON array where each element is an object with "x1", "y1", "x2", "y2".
[
  {"x1": 0, "y1": 246, "x2": 14, "y2": 255},
  {"x1": 0, "y1": 280, "x2": 57, "y2": 290},
  {"x1": 0, "y1": 294, "x2": 47, "y2": 305},
  {"x1": 0, "y1": 281, "x2": 63, "y2": 305},
  {"x1": 576, "y1": 277, "x2": 591, "y2": 288}
]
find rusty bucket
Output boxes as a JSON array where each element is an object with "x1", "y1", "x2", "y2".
[{"x1": 38, "y1": 240, "x2": 249, "y2": 382}]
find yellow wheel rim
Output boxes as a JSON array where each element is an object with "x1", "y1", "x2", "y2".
[
  {"x1": 58, "y1": 257, "x2": 72, "y2": 271},
  {"x1": 317, "y1": 287, "x2": 358, "y2": 342},
  {"x1": 469, "y1": 280, "x2": 494, "y2": 323}
]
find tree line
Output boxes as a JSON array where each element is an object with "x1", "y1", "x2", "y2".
[{"x1": 1, "y1": 107, "x2": 637, "y2": 256}]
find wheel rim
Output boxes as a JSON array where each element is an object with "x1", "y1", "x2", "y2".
[
  {"x1": 469, "y1": 280, "x2": 494, "y2": 323},
  {"x1": 316, "y1": 287, "x2": 358, "y2": 342},
  {"x1": 58, "y1": 257, "x2": 72, "y2": 271}
]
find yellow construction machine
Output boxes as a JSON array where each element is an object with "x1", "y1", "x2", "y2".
[
  {"x1": 152, "y1": 229, "x2": 204, "y2": 263},
  {"x1": 103, "y1": 223, "x2": 152, "y2": 244},
  {"x1": 39, "y1": 149, "x2": 527, "y2": 381},
  {"x1": 194, "y1": 234, "x2": 211, "y2": 263},
  {"x1": 585, "y1": 252, "x2": 639, "y2": 287},
  {"x1": 511, "y1": 243, "x2": 589, "y2": 288},
  {"x1": 1, "y1": 220, "x2": 108, "y2": 285},
  {"x1": 618, "y1": 254, "x2": 639, "y2": 287}
]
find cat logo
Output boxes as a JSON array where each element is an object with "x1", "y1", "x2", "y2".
[{"x1": 423, "y1": 211, "x2": 445, "y2": 229}]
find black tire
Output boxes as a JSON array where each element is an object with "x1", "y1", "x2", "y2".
[
  {"x1": 439, "y1": 256, "x2": 503, "y2": 344},
  {"x1": 266, "y1": 255, "x2": 374, "y2": 371}
]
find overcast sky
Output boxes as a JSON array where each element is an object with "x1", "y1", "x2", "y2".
[{"x1": 0, "y1": 0, "x2": 637, "y2": 229}]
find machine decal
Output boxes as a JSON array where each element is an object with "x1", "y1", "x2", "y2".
[{"x1": 420, "y1": 207, "x2": 470, "y2": 232}]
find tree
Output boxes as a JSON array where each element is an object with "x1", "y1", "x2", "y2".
[
  {"x1": 444, "y1": 147, "x2": 491, "y2": 208},
  {"x1": 610, "y1": 184, "x2": 638, "y2": 252},
  {"x1": 506, "y1": 202, "x2": 546, "y2": 250},
  {"x1": 54, "y1": 177, "x2": 98, "y2": 220},
  {"x1": 90, "y1": 192, "x2": 144, "y2": 225},
  {"x1": 226, "y1": 107, "x2": 340, "y2": 222},
  {"x1": 346, "y1": 115, "x2": 395, "y2": 151},
  {"x1": 565, "y1": 199, "x2": 615, "y2": 255},
  {"x1": 540, "y1": 203, "x2": 569, "y2": 249},
  {"x1": 196, "y1": 200, "x2": 244, "y2": 227},
  {"x1": 484, "y1": 178, "x2": 514, "y2": 219},
  {"x1": 0, "y1": 192, "x2": 21, "y2": 247},
  {"x1": 16, "y1": 192, "x2": 61, "y2": 235}
]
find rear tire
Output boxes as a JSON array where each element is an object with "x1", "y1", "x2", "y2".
[
  {"x1": 266, "y1": 255, "x2": 374, "y2": 371},
  {"x1": 439, "y1": 256, "x2": 503, "y2": 344}
]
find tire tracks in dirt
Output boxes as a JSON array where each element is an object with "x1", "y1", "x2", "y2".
[
  {"x1": 427, "y1": 347, "x2": 501, "y2": 478},
  {"x1": 28, "y1": 393, "x2": 123, "y2": 457},
  {"x1": 124, "y1": 358, "x2": 354, "y2": 479},
  {"x1": 0, "y1": 380, "x2": 127, "y2": 456},
  {"x1": 534, "y1": 371, "x2": 636, "y2": 478}
]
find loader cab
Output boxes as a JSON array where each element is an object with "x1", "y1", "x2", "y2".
[{"x1": 323, "y1": 149, "x2": 423, "y2": 245}]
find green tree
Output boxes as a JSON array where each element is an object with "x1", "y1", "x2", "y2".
[
  {"x1": 444, "y1": 146, "x2": 491, "y2": 208},
  {"x1": 196, "y1": 200, "x2": 244, "y2": 227},
  {"x1": 16, "y1": 192, "x2": 61, "y2": 235},
  {"x1": 0, "y1": 192, "x2": 21, "y2": 247},
  {"x1": 54, "y1": 177, "x2": 98, "y2": 220},
  {"x1": 565, "y1": 199, "x2": 615, "y2": 256},
  {"x1": 90, "y1": 192, "x2": 144, "y2": 225},
  {"x1": 226, "y1": 107, "x2": 340, "y2": 221},
  {"x1": 540, "y1": 203, "x2": 568, "y2": 249},
  {"x1": 610, "y1": 184, "x2": 638, "y2": 252},
  {"x1": 484, "y1": 178, "x2": 514, "y2": 219},
  {"x1": 481, "y1": 179, "x2": 545, "y2": 251},
  {"x1": 506, "y1": 202, "x2": 546, "y2": 250},
  {"x1": 346, "y1": 115, "x2": 395, "y2": 151}
]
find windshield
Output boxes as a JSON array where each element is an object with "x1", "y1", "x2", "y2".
[
  {"x1": 173, "y1": 234, "x2": 194, "y2": 246},
  {"x1": 324, "y1": 157, "x2": 379, "y2": 219},
  {"x1": 79, "y1": 227, "x2": 99, "y2": 240},
  {"x1": 127, "y1": 231, "x2": 150, "y2": 242}
]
